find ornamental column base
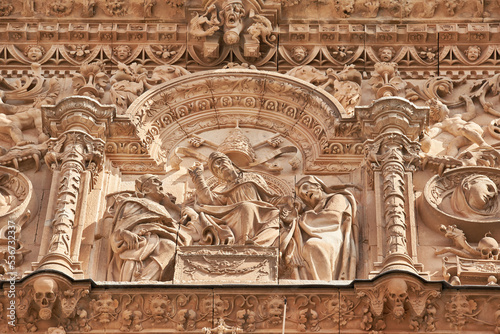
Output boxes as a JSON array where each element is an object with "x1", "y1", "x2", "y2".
[
  {"x1": 32, "y1": 253, "x2": 84, "y2": 279},
  {"x1": 369, "y1": 254, "x2": 429, "y2": 279}
]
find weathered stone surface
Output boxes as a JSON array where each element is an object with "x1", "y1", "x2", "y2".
[{"x1": 1, "y1": 0, "x2": 500, "y2": 333}]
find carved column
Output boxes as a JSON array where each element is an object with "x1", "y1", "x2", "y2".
[
  {"x1": 357, "y1": 97, "x2": 428, "y2": 275},
  {"x1": 33, "y1": 96, "x2": 115, "y2": 277}
]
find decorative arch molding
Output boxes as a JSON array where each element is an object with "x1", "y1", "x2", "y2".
[{"x1": 127, "y1": 69, "x2": 362, "y2": 173}]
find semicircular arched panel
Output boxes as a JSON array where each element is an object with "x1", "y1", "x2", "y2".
[{"x1": 127, "y1": 69, "x2": 359, "y2": 173}]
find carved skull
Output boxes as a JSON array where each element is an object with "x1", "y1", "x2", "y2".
[
  {"x1": 385, "y1": 278, "x2": 408, "y2": 318},
  {"x1": 33, "y1": 277, "x2": 58, "y2": 320},
  {"x1": 478, "y1": 236, "x2": 500, "y2": 260}
]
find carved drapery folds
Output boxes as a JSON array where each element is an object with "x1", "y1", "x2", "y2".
[
  {"x1": 3, "y1": 0, "x2": 500, "y2": 333},
  {"x1": 34, "y1": 97, "x2": 114, "y2": 276},
  {"x1": 358, "y1": 97, "x2": 428, "y2": 275}
]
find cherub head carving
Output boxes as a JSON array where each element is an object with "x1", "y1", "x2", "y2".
[
  {"x1": 291, "y1": 46, "x2": 308, "y2": 62},
  {"x1": 25, "y1": 45, "x2": 45, "y2": 62},
  {"x1": 378, "y1": 46, "x2": 395, "y2": 62},
  {"x1": 465, "y1": 45, "x2": 481, "y2": 61},
  {"x1": 114, "y1": 45, "x2": 132, "y2": 61}
]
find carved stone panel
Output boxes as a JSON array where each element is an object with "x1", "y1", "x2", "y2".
[{"x1": 174, "y1": 246, "x2": 278, "y2": 284}]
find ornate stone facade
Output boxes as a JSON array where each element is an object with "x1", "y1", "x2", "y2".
[{"x1": 1, "y1": 0, "x2": 500, "y2": 333}]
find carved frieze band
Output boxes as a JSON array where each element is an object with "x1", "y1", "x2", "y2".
[{"x1": 5, "y1": 272, "x2": 500, "y2": 333}]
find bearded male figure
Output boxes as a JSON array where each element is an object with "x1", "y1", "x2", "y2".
[
  {"x1": 107, "y1": 174, "x2": 192, "y2": 281},
  {"x1": 188, "y1": 151, "x2": 281, "y2": 246}
]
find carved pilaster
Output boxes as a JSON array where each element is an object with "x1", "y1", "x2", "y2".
[
  {"x1": 34, "y1": 96, "x2": 114, "y2": 277},
  {"x1": 44, "y1": 131, "x2": 104, "y2": 256},
  {"x1": 357, "y1": 97, "x2": 428, "y2": 276}
]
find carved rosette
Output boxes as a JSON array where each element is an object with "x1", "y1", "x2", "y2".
[{"x1": 358, "y1": 97, "x2": 428, "y2": 274}]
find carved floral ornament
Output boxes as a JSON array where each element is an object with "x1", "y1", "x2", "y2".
[
  {"x1": 12, "y1": 272, "x2": 500, "y2": 333},
  {"x1": 0, "y1": 0, "x2": 489, "y2": 18}
]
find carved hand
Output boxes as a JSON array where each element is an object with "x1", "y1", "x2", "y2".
[
  {"x1": 188, "y1": 161, "x2": 204, "y2": 179},
  {"x1": 121, "y1": 230, "x2": 140, "y2": 250},
  {"x1": 181, "y1": 206, "x2": 199, "y2": 223}
]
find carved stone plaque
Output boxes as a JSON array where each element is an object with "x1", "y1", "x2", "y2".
[{"x1": 174, "y1": 246, "x2": 278, "y2": 284}]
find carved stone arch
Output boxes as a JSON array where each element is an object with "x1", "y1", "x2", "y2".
[{"x1": 127, "y1": 69, "x2": 348, "y2": 173}]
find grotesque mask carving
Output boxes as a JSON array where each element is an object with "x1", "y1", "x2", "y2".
[
  {"x1": 378, "y1": 46, "x2": 395, "y2": 62},
  {"x1": 149, "y1": 295, "x2": 171, "y2": 321}
]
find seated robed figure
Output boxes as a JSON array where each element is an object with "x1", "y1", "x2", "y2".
[
  {"x1": 187, "y1": 151, "x2": 281, "y2": 246},
  {"x1": 107, "y1": 174, "x2": 192, "y2": 282}
]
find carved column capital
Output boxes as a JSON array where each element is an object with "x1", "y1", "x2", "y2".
[
  {"x1": 364, "y1": 132, "x2": 421, "y2": 172},
  {"x1": 42, "y1": 96, "x2": 115, "y2": 140},
  {"x1": 44, "y1": 130, "x2": 105, "y2": 175},
  {"x1": 356, "y1": 97, "x2": 428, "y2": 141}
]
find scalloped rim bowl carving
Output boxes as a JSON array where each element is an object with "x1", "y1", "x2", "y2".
[
  {"x1": 0, "y1": 166, "x2": 35, "y2": 228},
  {"x1": 419, "y1": 166, "x2": 500, "y2": 241}
]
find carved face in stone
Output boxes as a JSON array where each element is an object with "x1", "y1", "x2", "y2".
[
  {"x1": 222, "y1": 0, "x2": 245, "y2": 29},
  {"x1": 465, "y1": 46, "x2": 481, "y2": 61},
  {"x1": 296, "y1": 178, "x2": 325, "y2": 209},
  {"x1": 478, "y1": 236, "x2": 500, "y2": 260},
  {"x1": 136, "y1": 174, "x2": 165, "y2": 202},
  {"x1": 378, "y1": 47, "x2": 394, "y2": 62},
  {"x1": 385, "y1": 278, "x2": 407, "y2": 319},
  {"x1": 463, "y1": 175, "x2": 498, "y2": 213},
  {"x1": 213, "y1": 296, "x2": 229, "y2": 317},
  {"x1": 114, "y1": 45, "x2": 131, "y2": 60},
  {"x1": 267, "y1": 297, "x2": 283, "y2": 322},
  {"x1": 208, "y1": 152, "x2": 239, "y2": 182},
  {"x1": 33, "y1": 277, "x2": 58, "y2": 320},
  {"x1": 337, "y1": 0, "x2": 354, "y2": 17},
  {"x1": 92, "y1": 293, "x2": 119, "y2": 323},
  {"x1": 25, "y1": 45, "x2": 44, "y2": 61},
  {"x1": 291, "y1": 46, "x2": 308, "y2": 62},
  {"x1": 150, "y1": 296, "x2": 171, "y2": 319}
]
